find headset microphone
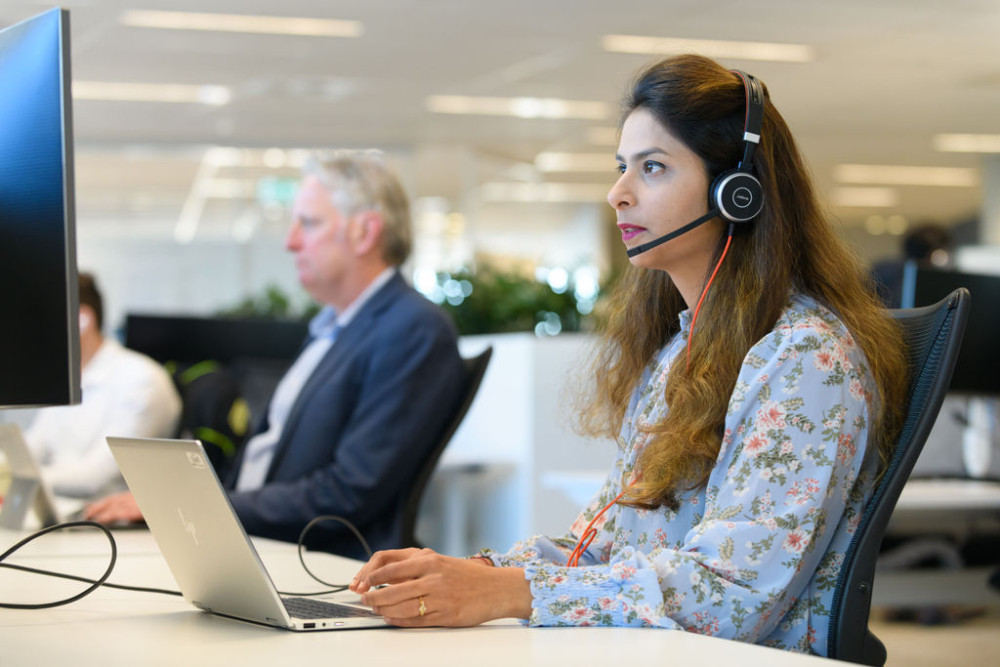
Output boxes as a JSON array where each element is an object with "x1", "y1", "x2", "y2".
[{"x1": 625, "y1": 208, "x2": 720, "y2": 258}]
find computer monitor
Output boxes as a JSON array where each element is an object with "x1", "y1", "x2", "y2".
[
  {"x1": 901, "y1": 264, "x2": 1000, "y2": 396},
  {"x1": 0, "y1": 8, "x2": 81, "y2": 407}
]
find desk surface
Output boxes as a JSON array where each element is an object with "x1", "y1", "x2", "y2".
[
  {"x1": 0, "y1": 527, "x2": 833, "y2": 667},
  {"x1": 895, "y1": 478, "x2": 1000, "y2": 512}
]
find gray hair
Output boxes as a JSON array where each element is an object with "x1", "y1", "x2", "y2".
[{"x1": 303, "y1": 149, "x2": 412, "y2": 266}]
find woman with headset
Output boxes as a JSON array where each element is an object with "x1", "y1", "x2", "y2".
[{"x1": 351, "y1": 54, "x2": 908, "y2": 655}]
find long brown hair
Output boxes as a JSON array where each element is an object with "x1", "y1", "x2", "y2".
[{"x1": 577, "y1": 55, "x2": 908, "y2": 509}]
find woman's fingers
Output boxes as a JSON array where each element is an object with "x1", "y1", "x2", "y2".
[
  {"x1": 356, "y1": 575, "x2": 440, "y2": 625},
  {"x1": 373, "y1": 592, "x2": 437, "y2": 623},
  {"x1": 360, "y1": 576, "x2": 422, "y2": 608},
  {"x1": 350, "y1": 547, "x2": 432, "y2": 592}
]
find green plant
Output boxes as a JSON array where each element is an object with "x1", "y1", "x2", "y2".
[
  {"x1": 431, "y1": 266, "x2": 595, "y2": 336},
  {"x1": 217, "y1": 284, "x2": 319, "y2": 321},
  {"x1": 217, "y1": 265, "x2": 604, "y2": 336}
]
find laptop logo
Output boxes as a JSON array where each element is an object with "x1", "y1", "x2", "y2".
[
  {"x1": 178, "y1": 508, "x2": 200, "y2": 546},
  {"x1": 186, "y1": 452, "x2": 207, "y2": 469}
]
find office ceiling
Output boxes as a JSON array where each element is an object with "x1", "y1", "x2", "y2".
[{"x1": 3, "y1": 0, "x2": 999, "y2": 248}]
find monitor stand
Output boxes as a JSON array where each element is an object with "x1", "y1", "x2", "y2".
[
  {"x1": 0, "y1": 423, "x2": 60, "y2": 529},
  {"x1": 0, "y1": 476, "x2": 47, "y2": 529}
]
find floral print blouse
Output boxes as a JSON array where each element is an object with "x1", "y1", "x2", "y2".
[{"x1": 481, "y1": 294, "x2": 878, "y2": 655}]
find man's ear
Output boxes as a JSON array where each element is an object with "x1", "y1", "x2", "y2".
[
  {"x1": 351, "y1": 210, "x2": 384, "y2": 256},
  {"x1": 79, "y1": 305, "x2": 95, "y2": 334}
]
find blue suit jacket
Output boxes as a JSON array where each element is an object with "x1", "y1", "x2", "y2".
[{"x1": 227, "y1": 273, "x2": 464, "y2": 559}]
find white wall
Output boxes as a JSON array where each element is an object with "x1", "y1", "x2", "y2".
[
  {"x1": 77, "y1": 229, "x2": 303, "y2": 335},
  {"x1": 417, "y1": 333, "x2": 616, "y2": 556}
]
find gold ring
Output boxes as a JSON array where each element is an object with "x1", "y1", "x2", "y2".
[{"x1": 418, "y1": 596, "x2": 427, "y2": 617}]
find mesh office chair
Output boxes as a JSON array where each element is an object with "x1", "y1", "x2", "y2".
[
  {"x1": 827, "y1": 288, "x2": 970, "y2": 665},
  {"x1": 399, "y1": 346, "x2": 493, "y2": 549}
]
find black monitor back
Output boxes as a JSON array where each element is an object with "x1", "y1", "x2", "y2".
[
  {"x1": 123, "y1": 314, "x2": 309, "y2": 421},
  {"x1": 903, "y1": 265, "x2": 1000, "y2": 396},
  {"x1": 0, "y1": 8, "x2": 80, "y2": 408}
]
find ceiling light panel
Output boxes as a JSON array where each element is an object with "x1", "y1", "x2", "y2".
[
  {"x1": 73, "y1": 81, "x2": 231, "y2": 105},
  {"x1": 934, "y1": 134, "x2": 1000, "y2": 153},
  {"x1": 480, "y1": 182, "x2": 610, "y2": 203},
  {"x1": 535, "y1": 152, "x2": 616, "y2": 173},
  {"x1": 601, "y1": 35, "x2": 814, "y2": 62},
  {"x1": 832, "y1": 187, "x2": 899, "y2": 207},
  {"x1": 834, "y1": 164, "x2": 979, "y2": 187},
  {"x1": 120, "y1": 10, "x2": 363, "y2": 37},
  {"x1": 426, "y1": 95, "x2": 610, "y2": 120}
]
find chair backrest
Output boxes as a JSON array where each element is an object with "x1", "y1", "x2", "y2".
[
  {"x1": 828, "y1": 288, "x2": 970, "y2": 665},
  {"x1": 168, "y1": 359, "x2": 251, "y2": 480},
  {"x1": 399, "y1": 346, "x2": 493, "y2": 549}
]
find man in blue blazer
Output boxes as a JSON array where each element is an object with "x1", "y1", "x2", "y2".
[{"x1": 87, "y1": 151, "x2": 464, "y2": 559}]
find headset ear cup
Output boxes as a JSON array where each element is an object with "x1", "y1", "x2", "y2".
[{"x1": 711, "y1": 170, "x2": 764, "y2": 223}]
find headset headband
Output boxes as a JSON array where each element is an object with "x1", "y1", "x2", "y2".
[{"x1": 731, "y1": 70, "x2": 764, "y2": 172}]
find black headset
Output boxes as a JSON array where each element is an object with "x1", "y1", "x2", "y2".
[
  {"x1": 624, "y1": 70, "x2": 767, "y2": 258},
  {"x1": 710, "y1": 70, "x2": 765, "y2": 224}
]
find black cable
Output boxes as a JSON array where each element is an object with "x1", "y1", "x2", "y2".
[
  {"x1": 1, "y1": 513, "x2": 375, "y2": 608},
  {"x1": 295, "y1": 515, "x2": 372, "y2": 589},
  {"x1": 0, "y1": 559, "x2": 350, "y2": 599},
  {"x1": 0, "y1": 521, "x2": 117, "y2": 609},
  {"x1": 0, "y1": 561, "x2": 183, "y2": 596}
]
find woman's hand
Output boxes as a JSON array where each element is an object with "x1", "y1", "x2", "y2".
[{"x1": 350, "y1": 548, "x2": 532, "y2": 627}]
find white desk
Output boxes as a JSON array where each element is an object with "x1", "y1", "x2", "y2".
[
  {"x1": 876, "y1": 478, "x2": 1000, "y2": 608},
  {"x1": 0, "y1": 527, "x2": 832, "y2": 667},
  {"x1": 0, "y1": 524, "x2": 297, "y2": 558},
  {"x1": 895, "y1": 478, "x2": 1000, "y2": 512}
]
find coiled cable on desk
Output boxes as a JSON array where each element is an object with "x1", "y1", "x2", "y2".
[
  {"x1": 295, "y1": 514, "x2": 373, "y2": 590},
  {"x1": 0, "y1": 521, "x2": 119, "y2": 609},
  {"x1": 0, "y1": 515, "x2": 373, "y2": 607}
]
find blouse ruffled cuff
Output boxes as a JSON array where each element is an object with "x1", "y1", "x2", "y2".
[{"x1": 523, "y1": 559, "x2": 681, "y2": 629}]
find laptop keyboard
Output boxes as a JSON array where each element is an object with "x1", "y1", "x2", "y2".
[{"x1": 282, "y1": 596, "x2": 381, "y2": 620}]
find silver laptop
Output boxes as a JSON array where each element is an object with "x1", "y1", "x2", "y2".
[
  {"x1": 107, "y1": 436, "x2": 387, "y2": 631},
  {"x1": 0, "y1": 423, "x2": 61, "y2": 529}
]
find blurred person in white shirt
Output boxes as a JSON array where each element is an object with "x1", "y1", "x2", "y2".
[{"x1": 25, "y1": 272, "x2": 181, "y2": 499}]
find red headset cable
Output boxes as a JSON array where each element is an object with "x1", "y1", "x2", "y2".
[
  {"x1": 686, "y1": 223, "x2": 735, "y2": 367},
  {"x1": 568, "y1": 225, "x2": 734, "y2": 566},
  {"x1": 567, "y1": 488, "x2": 627, "y2": 567}
]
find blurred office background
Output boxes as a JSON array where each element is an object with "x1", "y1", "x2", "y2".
[
  {"x1": 3, "y1": 2, "x2": 1000, "y2": 660},
  {"x1": 1, "y1": 0, "x2": 997, "y2": 328}
]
